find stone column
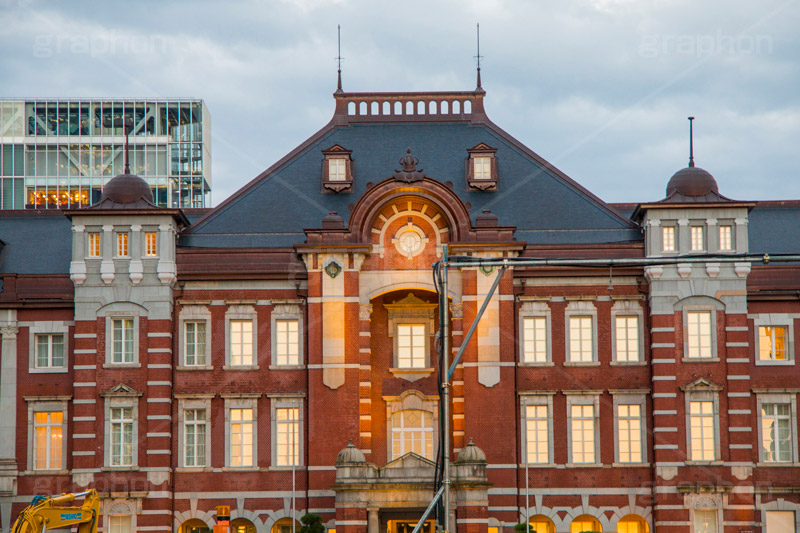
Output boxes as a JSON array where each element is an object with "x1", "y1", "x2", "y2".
[
  {"x1": 367, "y1": 508, "x2": 379, "y2": 533},
  {"x1": 0, "y1": 310, "x2": 19, "y2": 499}
]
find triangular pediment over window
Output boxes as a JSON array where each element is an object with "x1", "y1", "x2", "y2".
[
  {"x1": 680, "y1": 377, "x2": 723, "y2": 392},
  {"x1": 381, "y1": 452, "x2": 436, "y2": 472},
  {"x1": 100, "y1": 383, "x2": 143, "y2": 397}
]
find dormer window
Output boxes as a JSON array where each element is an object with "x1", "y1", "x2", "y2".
[
  {"x1": 321, "y1": 145, "x2": 353, "y2": 192},
  {"x1": 466, "y1": 143, "x2": 498, "y2": 191}
]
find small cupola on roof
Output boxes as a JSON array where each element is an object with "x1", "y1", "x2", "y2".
[
  {"x1": 91, "y1": 127, "x2": 156, "y2": 209},
  {"x1": 663, "y1": 117, "x2": 729, "y2": 203}
]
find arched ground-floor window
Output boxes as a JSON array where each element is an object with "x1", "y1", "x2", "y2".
[
  {"x1": 617, "y1": 514, "x2": 649, "y2": 533},
  {"x1": 231, "y1": 518, "x2": 257, "y2": 533},
  {"x1": 271, "y1": 518, "x2": 302, "y2": 533},
  {"x1": 529, "y1": 514, "x2": 555, "y2": 533},
  {"x1": 180, "y1": 519, "x2": 210, "y2": 533},
  {"x1": 570, "y1": 514, "x2": 601, "y2": 533}
]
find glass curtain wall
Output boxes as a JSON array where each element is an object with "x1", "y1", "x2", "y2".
[{"x1": 0, "y1": 99, "x2": 210, "y2": 209}]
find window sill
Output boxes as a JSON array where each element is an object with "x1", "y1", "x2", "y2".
[
  {"x1": 176, "y1": 466, "x2": 213, "y2": 472},
  {"x1": 519, "y1": 362, "x2": 554, "y2": 367},
  {"x1": 24, "y1": 469, "x2": 70, "y2": 475},
  {"x1": 756, "y1": 462, "x2": 798, "y2": 467},
  {"x1": 564, "y1": 361, "x2": 600, "y2": 367},
  {"x1": 29, "y1": 367, "x2": 69, "y2": 374},
  {"x1": 755, "y1": 360, "x2": 794, "y2": 366},
  {"x1": 609, "y1": 361, "x2": 646, "y2": 366},
  {"x1": 103, "y1": 363, "x2": 141, "y2": 369},
  {"x1": 681, "y1": 357, "x2": 720, "y2": 363},
  {"x1": 176, "y1": 365, "x2": 214, "y2": 371},
  {"x1": 565, "y1": 463, "x2": 602, "y2": 468},
  {"x1": 517, "y1": 463, "x2": 555, "y2": 468},
  {"x1": 685, "y1": 460, "x2": 722, "y2": 466},
  {"x1": 612, "y1": 462, "x2": 651, "y2": 468},
  {"x1": 221, "y1": 466, "x2": 259, "y2": 472},
  {"x1": 223, "y1": 365, "x2": 261, "y2": 371},
  {"x1": 268, "y1": 466, "x2": 304, "y2": 471},
  {"x1": 389, "y1": 367, "x2": 434, "y2": 382},
  {"x1": 102, "y1": 466, "x2": 140, "y2": 472},
  {"x1": 269, "y1": 364, "x2": 305, "y2": 370}
]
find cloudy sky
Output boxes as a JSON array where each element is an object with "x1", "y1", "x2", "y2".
[{"x1": 1, "y1": 0, "x2": 798, "y2": 206}]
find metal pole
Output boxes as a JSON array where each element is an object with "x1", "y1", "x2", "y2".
[
  {"x1": 292, "y1": 399, "x2": 296, "y2": 533},
  {"x1": 525, "y1": 445, "x2": 530, "y2": 526},
  {"x1": 441, "y1": 248, "x2": 451, "y2": 533}
]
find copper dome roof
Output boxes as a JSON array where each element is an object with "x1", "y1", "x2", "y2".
[
  {"x1": 666, "y1": 166, "x2": 718, "y2": 197},
  {"x1": 93, "y1": 172, "x2": 156, "y2": 209}
]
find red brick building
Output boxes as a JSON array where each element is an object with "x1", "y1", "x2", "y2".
[{"x1": 1, "y1": 80, "x2": 800, "y2": 533}]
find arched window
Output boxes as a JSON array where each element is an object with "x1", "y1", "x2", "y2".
[
  {"x1": 180, "y1": 519, "x2": 210, "y2": 533},
  {"x1": 391, "y1": 409, "x2": 433, "y2": 460},
  {"x1": 529, "y1": 515, "x2": 555, "y2": 533},
  {"x1": 570, "y1": 515, "x2": 601, "y2": 533},
  {"x1": 231, "y1": 518, "x2": 257, "y2": 533},
  {"x1": 617, "y1": 514, "x2": 648, "y2": 533},
  {"x1": 271, "y1": 518, "x2": 301, "y2": 533}
]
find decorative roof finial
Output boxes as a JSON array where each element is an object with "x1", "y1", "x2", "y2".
[
  {"x1": 123, "y1": 123, "x2": 131, "y2": 174},
  {"x1": 475, "y1": 23, "x2": 484, "y2": 91},
  {"x1": 688, "y1": 116, "x2": 695, "y2": 168},
  {"x1": 336, "y1": 24, "x2": 343, "y2": 94}
]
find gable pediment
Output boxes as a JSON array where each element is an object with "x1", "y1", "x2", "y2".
[
  {"x1": 100, "y1": 383, "x2": 143, "y2": 397},
  {"x1": 680, "y1": 377, "x2": 723, "y2": 392}
]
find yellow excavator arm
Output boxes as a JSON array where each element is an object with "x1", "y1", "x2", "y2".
[{"x1": 11, "y1": 490, "x2": 100, "y2": 533}]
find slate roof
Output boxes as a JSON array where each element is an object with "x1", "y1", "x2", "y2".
[
  {"x1": 748, "y1": 202, "x2": 800, "y2": 255},
  {"x1": 182, "y1": 118, "x2": 641, "y2": 248},
  {"x1": 0, "y1": 213, "x2": 72, "y2": 274}
]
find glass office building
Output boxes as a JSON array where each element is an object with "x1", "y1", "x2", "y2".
[{"x1": 0, "y1": 99, "x2": 211, "y2": 209}]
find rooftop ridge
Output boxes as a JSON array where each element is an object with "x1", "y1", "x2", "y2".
[{"x1": 332, "y1": 89, "x2": 486, "y2": 124}]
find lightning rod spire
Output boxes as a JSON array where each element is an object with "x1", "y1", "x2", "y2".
[
  {"x1": 688, "y1": 116, "x2": 695, "y2": 168},
  {"x1": 336, "y1": 25, "x2": 343, "y2": 93}
]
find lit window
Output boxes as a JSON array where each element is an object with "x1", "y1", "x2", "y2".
[
  {"x1": 693, "y1": 510, "x2": 717, "y2": 533},
  {"x1": 765, "y1": 511, "x2": 796, "y2": 533},
  {"x1": 275, "y1": 406, "x2": 300, "y2": 466},
  {"x1": 759, "y1": 326, "x2": 787, "y2": 361},
  {"x1": 110, "y1": 407, "x2": 134, "y2": 466},
  {"x1": 230, "y1": 320, "x2": 253, "y2": 366},
  {"x1": 686, "y1": 311, "x2": 712, "y2": 358},
  {"x1": 184, "y1": 321, "x2": 207, "y2": 366},
  {"x1": 568, "y1": 316, "x2": 593, "y2": 362},
  {"x1": 617, "y1": 404, "x2": 642, "y2": 463},
  {"x1": 473, "y1": 156, "x2": 492, "y2": 180},
  {"x1": 528, "y1": 516, "x2": 555, "y2": 533},
  {"x1": 35, "y1": 333, "x2": 65, "y2": 369},
  {"x1": 689, "y1": 400, "x2": 715, "y2": 461},
  {"x1": 275, "y1": 319, "x2": 299, "y2": 366},
  {"x1": 719, "y1": 225, "x2": 732, "y2": 251},
  {"x1": 391, "y1": 409, "x2": 433, "y2": 460},
  {"x1": 662, "y1": 226, "x2": 676, "y2": 252},
  {"x1": 761, "y1": 403, "x2": 792, "y2": 462},
  {"x1": 570, "y1": 404, "x2": 595, "y2": 464},
  {"x1": 116, "y1": 232, "x2": 129, "y2": 257},
  {"x1": 88, "y1": 233, "x2": 101, "y2": 257},
  {"x1": 34, "y1": 411, "x2": 63, "y2": 470},
  {"x1": 230, "y1": 408, "x2": 254, "y2": 467},
  {"x1": 690, "y1": 225, "x2": 704, "y2": 251},
  {"x1": 328, "y1": 158, "x2": 346, "y2": 181},
  {"x1": 522, "y1": 316, "x2": 547, "y2": 363},
  {"x1": 109, "y1": 515, "x2": 132, "y2": 533},
  {"x1": 397, "y1": 324, "x2": 426, "y2": 369},
  {"x1": 525, "y1": 404, "x2": 549, "y2": 464},
  {"x1": 145, "y1": 232, "x2": 158, "y2": 256},
  {"x1": 184, "y1": 408, "x2": 207, "y2": 467},
  {"x1": 569, "y1": 515, "x2": 601, "y2": 533},
  {"x1": 112, "y1": 318, "x2": 135, "y2": 363},
  {"x1": 615, "y1": 316, "x2": 639, "y2": 362},
  {"x1": 616, "y1": 515, "x2": 648, "y2": 533}
]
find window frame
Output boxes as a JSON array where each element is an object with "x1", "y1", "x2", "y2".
[
  {"x1": 87, "y1": 231, "x2": 101, "y2": 258},
  {"x1": 564, "y1": 301, "x2": 598, "y2": 365},
  {"x1": 689, "y1": 223, "x2": 706, "y2": 252},
  {"x1": 518, "y1": 301, "x2": 552, "y2": 365},
  {"x1": 178, "y1": 306, "x2": 212, "y2": 370},
  {"x1": 565, "y1": 392, "x2": 601, "y2": 466},
  {"x1": 661, "y1": 224, "x2": 677, "y2": 253},
  {"x1": 144, "y1": 231, "x2": 158, "y2": 257},
  {"x1": 223, "y1": 395, "x2": 259, "y2": 469},
  {"x1": 520, "y1": 392, "x2": 555, "y2": 466},
  {"x1": 116, "y1": 231, "x2": 129, "y2": 258},
  {"x1": 270, "y1": 304, "x2": 304, "y2": 368},
  {"x1": 752, "y1": 314, "x2": 796, "y2": 366},
  {"x1": 269, "y1": 395, "x2": 305, "y2": 468},
  {"x1": 756, "y1": 392, "x2": 798, "y2": 465},
  {"x1": 102, "y1": 389, "x2": 141, "y2": 469},
  {"x1": 104, "y1": 314, "x2": 139, "y2": 367},
  {"x1": 610, "y1": 300, "x2": 645, "y2": 365},
  {"x1": 384, "y1": 390, "x2": 438, "y2": 463},
  {"x1": 224, "y1": 305, "x2": 258, "y2": 369},
  {"x1": 682, "y1": 307, "x2": 717, "y2": 361},
  {"x1": 386, "y1": 294, "x2": 436, "y2": 377},
  {"x1": 682, "y1": 381, "x2": 722, "y2": 464},
  {"x1": 177, "y1": 396, "x2": 213, "y2": 470},
  {"x1": 611, "y1": 391, "x2": 648, "y2": 465},
  {"x1": 25, "y1": 396, "x2": 69, "y2": 473},
  {"x1": 28, "y1": 321, "x2": 70, "y2": 373},
  {"x1": 717, "y1": 223, "x2": 734, "y2": 252}
]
